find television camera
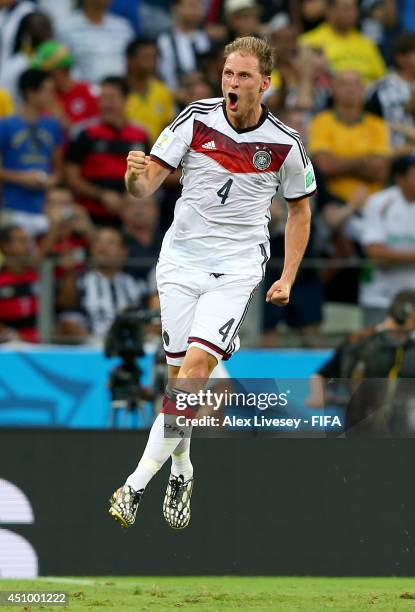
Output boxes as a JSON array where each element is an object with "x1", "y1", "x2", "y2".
[{"x1": 104, "y1": 308, "x2": 166, "y2": 426}]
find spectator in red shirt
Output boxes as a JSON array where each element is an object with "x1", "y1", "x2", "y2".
[
  {"x1": 0, "y1": 224, "x2": 39, "y2": 343},
  {"x1": 64, "y1": 76, "x2": 149, "y2": 227},
  {"x1": 30, "y1": 40, "x2": 100, "y2": 129}
]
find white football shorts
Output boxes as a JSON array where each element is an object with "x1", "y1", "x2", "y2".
[{"x1": 156, "y1": 259, "x2": 263, "y2": 366}]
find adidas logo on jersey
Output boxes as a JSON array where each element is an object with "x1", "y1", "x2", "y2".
[{"x1": 202, "y1": 140, "x2": 216, "y2": 150}]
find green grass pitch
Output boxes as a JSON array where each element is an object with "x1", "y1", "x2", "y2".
[{"x1": 1, "y1": 577, "x2": 415, "y2": 611}]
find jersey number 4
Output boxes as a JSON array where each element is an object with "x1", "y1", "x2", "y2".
[
  {"x1": 217, "y1": 179, "x2": 233, "y2": 205},
  {"x1": 218, "y1": 318, "x2": 235, "y2": 342}
]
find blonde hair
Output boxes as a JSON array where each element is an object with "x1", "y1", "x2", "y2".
[{"x1": 224, "y1": 36, "x2": 274, "y2": 76}]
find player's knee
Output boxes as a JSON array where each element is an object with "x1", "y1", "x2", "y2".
[
  {"x1": 181, "y1": 362, "x2": 210, "y2": 379},
  {"x1": 179, "y1": 346, "x2": 218, "y2": 380},
  {"x1": 180, "y1": 355, "x2": 211, "y2": 379}
]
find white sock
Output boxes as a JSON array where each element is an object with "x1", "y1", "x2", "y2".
[
  {"x1": 171, "y1": 434, "x2": 193, "y2": 481},
  {"x1": 125, "y1": 413, "x2": 188, "y2": 491}
]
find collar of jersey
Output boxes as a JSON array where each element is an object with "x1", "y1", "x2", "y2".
[{"x1": 221, "y1": 100, "x2": 268, "y2": 134}]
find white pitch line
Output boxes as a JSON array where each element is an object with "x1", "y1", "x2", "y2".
[
  {"x1": 40, "y1": 577, "x2": 96, "y2": 586},
  {"x1": 38, "y1": 578, "x2": 142, "y2": 590},
  {"x1": 37, "y1": 577, "x2": 167, "y2": 592}
]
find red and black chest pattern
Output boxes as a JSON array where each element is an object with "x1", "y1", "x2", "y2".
[{"x1": 191, "y1": 120, "x2": 292, "y2": 174}]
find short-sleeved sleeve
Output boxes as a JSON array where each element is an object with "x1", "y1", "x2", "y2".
[
  {"x1": 361, "y1": 194, "x2": 388, "y2": 246},
  {"x1": 279, "y1": 142, "x2": 317, "y2": 201},
  {"x1": 150, "y1": 110, "x2": 194, "y2": 170}
]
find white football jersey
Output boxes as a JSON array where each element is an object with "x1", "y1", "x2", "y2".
[{"x1": 150, "y1": 97, "x2": 316, "y2": 275}]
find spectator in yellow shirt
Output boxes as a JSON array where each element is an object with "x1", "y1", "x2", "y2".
[
  {"x1": 308, "y1": 70, "x2": 390, "y2": 203},
  {"x1": 125, "y1": 38, "x2": 175, "y2": 144},
  {"x1": 0, "y1": 88, "x2": 14, "y2": 118},
  {"x1": 299, "y1": 0, "x2": 386, "y2": 85}
]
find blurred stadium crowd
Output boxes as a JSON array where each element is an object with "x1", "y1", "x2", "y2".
[{"x1": 0, "y1": 0, "x2": 415, "y2": 348}]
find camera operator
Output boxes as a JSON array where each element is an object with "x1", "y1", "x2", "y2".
[{"x1": 307, "y1": 289, "x2": 415, "y2": 436}]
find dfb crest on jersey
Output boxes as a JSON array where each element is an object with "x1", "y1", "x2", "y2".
[{"x1": 253, "y1": 149, "x2": 271, "y2": 171}]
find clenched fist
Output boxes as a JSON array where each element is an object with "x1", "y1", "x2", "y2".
[
  {"x1": 126, "y1": 150, "x2": 149, "y2": 179},
  {"x1": 266, "y1": 279, "x2": 291, "y2": 306}
]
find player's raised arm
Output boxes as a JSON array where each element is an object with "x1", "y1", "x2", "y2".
[
  {"x1": 266, "y1": 122, "x2": 317, "y2": 306},
  {"x1": 125, "y1": 151, "x2": 170, "y2": 198},
  {"x1": 266, "y1": 196, "x2": 311, "y2": 305}
]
